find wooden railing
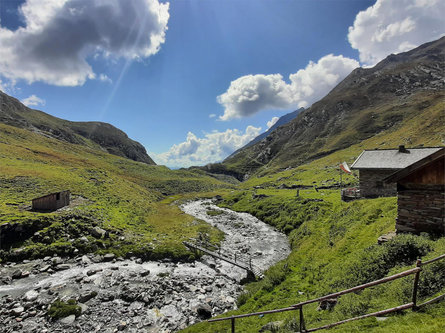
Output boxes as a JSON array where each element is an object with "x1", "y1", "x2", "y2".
[
  {"x1": 183, "y1": 238, "x2": 264, "y2": 278},
  {"x1": 208, "y1": 253, "x2": 445, "y2": 332}
]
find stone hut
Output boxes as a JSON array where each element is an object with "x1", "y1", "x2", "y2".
[
  {"x1": 350, "y1": 146, "x2": 442, "y2": 198},
  {"x1": 384, "y1": 147, "x2": 444, "y2": 236},
  {"x1": 32, "y1": 190, "x2": 70, "y2": 211}
]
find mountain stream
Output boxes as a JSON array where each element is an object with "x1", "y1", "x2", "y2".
[{"x1": 0, "y1": 199, "x2": 290, "y2": 332}]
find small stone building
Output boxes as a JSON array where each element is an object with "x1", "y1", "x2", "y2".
[
  {"x1": 384, "y1": 148, "x2": 444, "y2": 236},
  {"x1": 350, "y1": 146, "x2": 442, "y2": 198},
  {"x1": 32, "y1": 190, "x2": 70, "y2": 211}
]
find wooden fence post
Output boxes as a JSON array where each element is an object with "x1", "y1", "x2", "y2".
[
  {"x1": 299, "y1": 306, "x2": 306, "y2": 332},
  {"x1": 231, "y1": 317, "x2": 235, "y2": 333},
  {"x1": 412, "y1": 259, "x2": 422, "y2": 311}
]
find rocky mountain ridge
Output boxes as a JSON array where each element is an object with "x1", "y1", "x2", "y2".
[
  {"x1": 220, "y1": 37, "x2": 445, "y2": 177},
  {"x1": 228, "y1": 107, "x2": 304, "y2": 159},
  {"x1": 0, "y1": 91, "x2": 155, "y2": 164}
]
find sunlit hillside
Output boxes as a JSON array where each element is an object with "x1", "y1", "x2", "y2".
[{"x1": 0, "y1": 121, "x2": 231, "y2": 262}]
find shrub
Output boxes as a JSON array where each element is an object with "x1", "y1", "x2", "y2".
[
  {"x1": 335, "y1": 234, "x2": 432, "y2": 288},
  {"x1": 206, "y1": 209, "x2": 223, "y2": 216},
  {"x1": 48, "y1": 299, "x2": 81, "y2": 320},
  {"x1": 237, "y1": 291, "x2": 252, "y2": 307},
  {"x1": 261, "y1": 264, "x2": 290, "y2": 292}
]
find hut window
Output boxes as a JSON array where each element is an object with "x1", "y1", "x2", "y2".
[
  {"x1": 56, "y1": 193, "x2": 60, "y2": 200},
  {"x1": 376, "y1": 181, "x2": 383, "y2": 188}
]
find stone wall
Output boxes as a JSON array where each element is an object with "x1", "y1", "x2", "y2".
[
  {"x1": 396, "y1": 185, "x2": 445, "y2": 235},
  {"x1": 359, "y1": 169, "x2": 397, "y2": 197}
]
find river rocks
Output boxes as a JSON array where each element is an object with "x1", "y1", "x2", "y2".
[
  {"x1": 60, "y1": 314, "x2": 76, "y2": 325},
  {"x1": 39, "y1": 265, "x2": 51, "y2": 272},
  {"x1": 23, "y1": 290, "x2": 39, "y2": 302},
  {"x1": 194, "y1": 303, "x2": 212, "y2": 319},
  {"x1": 81, "y1": 255, "x2": 92, "y2": 265},
  {"x1": 52, "y1": 257, "x2": 63, "y2": 266},
  {"x1": 118, "y1": 320, "x2": 127, "y2": 330},
  {"x1": 140, "y1": 269, "x2": 150, "y2": 277},
  {"x1": 103, "y1": 253, "x2": 115, "y2": 262},
  {"x1": 78, "y1": 291, "x2": 98, "y2": 303},
  {"x1": 55, "y1": 264, "x2": 71, "y2": 271},
  {"x1": 0, "y1": 199, "x2": 290, "y2": 333},
  {"x1": 11, "y1": 306, "x2": 25, "y2": 316},
  {"x1": 11, "y1": 269, "x2": 23, "y2": 279}
]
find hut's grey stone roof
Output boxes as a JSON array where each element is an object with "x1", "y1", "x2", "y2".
[{"x1": 351, "y1": 147, "x2": 442, "y2": 170}]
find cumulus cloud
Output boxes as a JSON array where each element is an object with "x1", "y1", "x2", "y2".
[
  {"x1": 153, "y1": 125, "x2": 261, "y2": 167},
  {"x1": 21, "y1": 94, "x2": 46, "y2": 107},
  {"x1": 267, "y1": 117, "x2": 279, "y2": 130},
  {"x1": 348, "y1": 0, "x2": 445, "y2": 65},
  {"x1": 0, "y1": 0, "x2": 169, "y2": 86},
  {"x1": 218, "y1": 54, "x2": 359, "y2": 120}
]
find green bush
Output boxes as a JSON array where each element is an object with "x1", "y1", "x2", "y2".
[
  {"x1": 237, "y1": 291, "x2": 252, "y2": 307},
  {"x1": 206, "y1": 209, "x2": 224, "y2": 216},
  {"x1": 335, "y1": 234, "x2": 432, "y2": 288},
  {"x1": 48, "y1": 299, "x2": 81, "y2": 320},
  {"x1": 418, "y1": 260, "x2": 445, "y2": 298},
  {"x1": 261, "y1": 264, "x2": 290, "y2": 292}
]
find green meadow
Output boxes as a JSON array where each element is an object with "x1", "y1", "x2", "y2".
[{"x1": 0, "y1": 122, "x2": 229, "y2": 261}]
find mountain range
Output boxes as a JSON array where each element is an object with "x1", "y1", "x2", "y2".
[{"x1": 220, "y1": 37, "x2": 445, "y2": 177}]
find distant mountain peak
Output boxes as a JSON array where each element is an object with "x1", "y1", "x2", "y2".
[
  {"x1": 0, "y1": 90, "x2": 155, "y2": 165},
  {"x1": 227, "y1": 108, "x2": 304, "y2": 159}
]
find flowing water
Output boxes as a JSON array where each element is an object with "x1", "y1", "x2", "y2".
[{"x1": 0, "y1": 199, "x2": 290, "y2": 332}]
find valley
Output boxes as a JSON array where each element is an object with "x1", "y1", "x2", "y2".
[{"x1": 0, "y1": 36, "x2": 444, "y2": 333}]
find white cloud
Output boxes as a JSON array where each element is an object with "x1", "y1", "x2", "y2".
[
  {"x1": 0, "y1": 79, "x2": 13, "y2": 93},
  {"x1": 98, "y1": 74, "x2": 112, "y2": 84},
  {"x1": 218, "y1": 54, "x2": 359, "y2": 120},
  {"x1": 0, "y1": 0, "x2": 169, "y2": 86},
  {"x1": 153, "y1": 125, "x2": 262, "y2": 167},
  {"x1": 209, "y1": 113, "x2": 217, "y2": 118},
  {"x1": 21, "y1": 94, "x2": 46, "y2": 107},
  {"x1": 267, "y1": 117, "x2": 279, "y2": 130},
  {"x1": 348, "y1": 0, "x2": 445, "y2": 65}
]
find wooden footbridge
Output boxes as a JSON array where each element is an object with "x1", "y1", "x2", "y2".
[{"x1": 183, "y1": 239, "x2": 264, "y2": 279}]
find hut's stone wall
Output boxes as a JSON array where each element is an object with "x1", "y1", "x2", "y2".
[
  {"x1": 359, "y1": 169, "x2": 397, "y2": 197},
  {"x1": 396, "y1": 185, "x2": 445, "y2": 235}
]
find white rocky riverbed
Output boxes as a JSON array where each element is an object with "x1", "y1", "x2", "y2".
[{"x1": 0, "y1": 199, "x2": 290, "y2": 333}]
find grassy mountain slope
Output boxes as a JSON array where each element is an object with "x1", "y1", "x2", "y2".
[
  {"x1": 0, "y1": 91, "x2": 154, "y2": 164},
  {"x1": 181, "y1": 115, "x2": 445, "y2": 332},
  {"x1": 182, "y1": 191, "x2": 445, "y2": 333},
  {"x1": 222, "y1": 37, "x2": 445, "y2": 177},
  {"x1": 0, "y1": 121, "x2": 231, "y2": 262},
  {"x1": 181, "y1": 70, "x2": 445, "y2": 332}
]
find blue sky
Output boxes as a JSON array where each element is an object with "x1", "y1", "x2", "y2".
[{"x1": 0, "y1": 0, "x2": 443, "y2": 167}]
